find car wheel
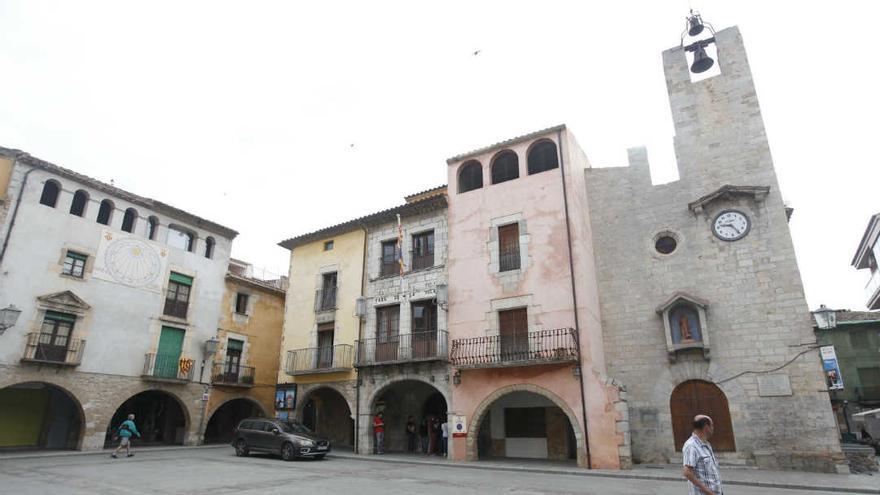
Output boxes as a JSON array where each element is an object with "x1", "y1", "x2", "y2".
[
  {"x1": 234, "y1": 439, "x2": 249, "y2": 457},
  {"x1": 281, "y1": 442, "x2": 296, "y2": 461}
]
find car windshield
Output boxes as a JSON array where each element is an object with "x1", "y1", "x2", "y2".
[{"x1": 279, "y1": 421, "x2": 312, "y2": 434}]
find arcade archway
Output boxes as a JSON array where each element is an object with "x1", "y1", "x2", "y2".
[
  {"x1": 474, "y1": 390, "x2": 577, "y2": 462},
  {"x1": 300, "y1": 387, "x2": 353, "y2": 448},
  {"x1": 104, "y1": 390, "x2": 187, "y2": 447},
  {"x1": 0, "y1": 382, "x2": 83, "y2": 450},
  {"x1": 204, "y1": 398, "x2": 265, "y2": 444},
  {"x1": 371, "y1": 380, "x2": 447, "y2": 454}
]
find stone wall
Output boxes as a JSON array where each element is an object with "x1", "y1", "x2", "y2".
[
  {"x1": 0, "y1": 364, "x2": 207, "y2": 450},
  {"x1": 586, "y1": 27, "x2": 844, "y2": 472}
]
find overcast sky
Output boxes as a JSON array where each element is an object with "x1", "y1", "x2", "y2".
[{"x1": 1, "y1": 1, "x2": 878, "y2": 311}]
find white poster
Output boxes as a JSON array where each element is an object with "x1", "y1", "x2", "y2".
[
  {"x1": 452, "y1": 415, "x2": 467, "y2": 437},
  {"x1": 92, "y1": 230, "x2": 169, "y2": 293}
]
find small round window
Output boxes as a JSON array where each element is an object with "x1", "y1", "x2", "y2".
[{"x1": 655, "y1": 235, "x2": 677, "y2": 254}]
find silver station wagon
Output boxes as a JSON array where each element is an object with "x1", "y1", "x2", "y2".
[{"x1": 232, "y1": 418, "x2": 331, "y2": 461}]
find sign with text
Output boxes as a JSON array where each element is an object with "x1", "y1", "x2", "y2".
[
  {"x1": 820, "y1": 345, "x2": 844, "y2": 390},
  {"x1": 451, "y1": 415, "x2": 467, "y2": 437}
]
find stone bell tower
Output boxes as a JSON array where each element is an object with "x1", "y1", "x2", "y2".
[{"x1": 585, "y1": 21, "x2": 846, "y2": 472}]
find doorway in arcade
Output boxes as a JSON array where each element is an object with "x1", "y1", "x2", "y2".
[
  {"x1": 104, "y1": 390, "x2": 187, "y2": 447},
  {"x1": 0, "y1": 382, "x2": 83, "y2": 450},
  {"x1": 373, "y1": 380, "x2": 447, "y2": 454},
  {"x1": 301, "y1": 388, "x2": 354, "y2": 449},
  {"x1": 476, "y1": 391, "x2": 576, "y2": 462}
]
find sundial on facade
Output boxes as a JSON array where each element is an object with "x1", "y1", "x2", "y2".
[{"x1": 102, "y1": 234, "x2": 163, "y2": 288}]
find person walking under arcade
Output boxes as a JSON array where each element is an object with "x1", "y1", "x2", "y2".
[
  {"x1": 111, "y1": 413, "x2": 141, "y2": 459},
  {"x1": 406, "y1": 415, "x2": 417, "y2": 453}
]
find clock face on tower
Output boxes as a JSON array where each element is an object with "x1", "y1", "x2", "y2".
[{"x1": 712, "y1": 209, "x2": 751, "y2": 241}]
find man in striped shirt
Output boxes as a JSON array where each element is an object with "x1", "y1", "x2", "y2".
[{"x1": 682, "y1": 415, "x2": 723, "y2": 495}]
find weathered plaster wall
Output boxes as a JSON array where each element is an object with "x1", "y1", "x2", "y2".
[{"x1": 277, "y1": 229, "x2": 364, "y2": 393}]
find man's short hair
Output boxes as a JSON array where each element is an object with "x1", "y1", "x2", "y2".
[{"x1": 693, "y1": 416, "x2": 712, "y2": 429}]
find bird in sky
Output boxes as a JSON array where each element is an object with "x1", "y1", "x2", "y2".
[{"x1": 473, "y1": 49, "x2": 481, "y2": 56}]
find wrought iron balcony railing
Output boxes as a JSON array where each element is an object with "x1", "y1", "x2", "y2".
[
  {"x1": 142, "y1": 353, "x2": 195, "y2": 382},
  {"x1": 499, "y1": 249, "x2": 521, "y2": 272},
  {"x1": 355, "y1": 330, "x2": 448, "y2": 367},
  {"x1": 211, "y1": 361, "x2": 256, "y2": 387},
  {"x1": 450, "y1": 328, "x2": 579, "y2": 368},
  {"x1": 21, "y1": 332, "x2": 85, "y2": 366},
  {"x1": 285, "y1": 344, "x2": 353, "y2": 375},
  {"x1": 314, "y1": 287, "x2": 337, "y2": 312},
  {"x1": 411, "y1": 252, "x2": 434, "y2": 271},
  {"x1": 380, "y1": 257, "x2": 399, "y2": 277}
]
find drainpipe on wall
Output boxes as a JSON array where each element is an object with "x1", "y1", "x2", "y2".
[
  {"x1": 0, "y1": 154, "x2": 35, "y2": 269},
  {"x1": 354, "y1": 224, "x2": 368, "y2": 454},
  {"x1": 557, "y1": 130, "x2": 592, "y2": 469}
]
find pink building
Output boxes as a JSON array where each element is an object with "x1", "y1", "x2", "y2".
[{"x1": 445, "y1": 127, "x2": 629, "y2": 468}]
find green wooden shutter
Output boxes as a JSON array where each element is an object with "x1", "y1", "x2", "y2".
[
  {"x1": 44, "y1": 311, "x2": 76, "y2": 323},
  {"x1": 169, "y1": 272, "x2": 193, "y2": 286},
  {"x1": 227, "y1": 339, "x2": 244, "y2": 352},
  {"x1": 66, "y1": 251, "x2": 88, "y2": 262}
]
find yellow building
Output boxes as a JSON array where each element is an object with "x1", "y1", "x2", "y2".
[
  {"x1": 277, "y1": 228, "x2": 365, "y2": 449},
  {"x1": 202, "y1": 259, "x2": 286, "y2": 444}
]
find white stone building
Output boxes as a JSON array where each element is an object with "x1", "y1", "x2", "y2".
[{"x1": 0, "y1": 148, "x2": 237, "y2": 450}]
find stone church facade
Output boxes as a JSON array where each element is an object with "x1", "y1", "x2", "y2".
[{"x1": 587, "y1": 27, "x2": 844, "y2": 471}]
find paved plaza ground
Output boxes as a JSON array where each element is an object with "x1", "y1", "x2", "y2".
[{"x1": 1, "y1": 446, "x2": 876, "y2": 495}]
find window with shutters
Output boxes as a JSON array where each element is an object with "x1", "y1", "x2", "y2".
[
  {"x1": 458, "y1": 160, "x2": 483, "y2": 193},
  {"x1": 498, "y1": 223, "x2": 521, "y2": 272},
  {"x1": 96, "y1": 199, "x2": 114, "y2": 225},
  {"x1": 39, "y1": 180, "x2": 60, "y2": 207},
  {"x1": 411, "y1": 231, "x2": 434, "y2": 270},
  {"x1": 376, "y1": 305, "x2": 401, "y2": 362},
  {"x1": 70, "y1": 190, "x2": 89, "y2": 217},
  {"x1": 62, "y1": 251, "x2": 88, "y2": 278},
  {"x1": 164, "y1": 272, "x2": 193, "y2": 318},
  {"x1": 235, "y1": 293, "x2": 249, "y2": 315},
  {"x1": 380, "y1": 240, "x2": 399, "y2": 277},
  {"x1": 498, "y1": 308, "x2": 528, "y2": 361},
  {"x1": 527, "y1": 140, "x2": 559, "y2": 175}
]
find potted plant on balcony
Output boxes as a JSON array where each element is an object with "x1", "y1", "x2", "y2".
[{"x1": 241, "y1": 375, "x2": 255, "y2": 385}]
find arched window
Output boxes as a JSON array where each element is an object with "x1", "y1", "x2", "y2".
[
  {"x1": 204, "y1": 237, "x2": 215, "y2": 259},
  {"x1": 39, "y1": 180, "x2": 61, "y2": 207},
  {"x1": 96, "y1": 200, "x2": 114, "y2": 225},
  {"x1": 69, "y1": 190, "x2": 89, "y2": 217},
  {"x1": 147, "y1": 216, "x2": 159, "y2": 241},
  {"x1": 457, "y1": 160, "x2": 483, "y2": 193},
  {"x1": 121, "y1": 208, "x2": 138, "y2": 233},
  {"x1": 527, "y1": 140, "x2": 559, "y2": 175},
  {"x1": 168, "y1": 225, "x2": 195, "y2": 252},
  {"x1": 491, "y1": 150, "x2": 519, "y2": 185}
]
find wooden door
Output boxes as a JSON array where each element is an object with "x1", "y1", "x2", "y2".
[
  {"x1": 411, "y1": 301, "x2": 437, "y2": 359},
  {"x1": 670, "y1": 380, "x2": 735, "y2": 452},
  {"x1": 156, "y1": 327, "x2": 185, "y2": 378},
  {"x1": 376, "y1": 306, "x2": 400, "y2": 362},
  {"x1": 499, "y1": 308, "x2": 528, "y2": 362},
  {"x1": 37, "y1": 315, "x2": 73, "y2": 362},
  {"x1": 316, "y1": 324, "x2": 334, "y2": 368}
]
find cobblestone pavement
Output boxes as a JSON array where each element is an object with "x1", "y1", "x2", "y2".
[{"x1": 0, "y1": 447, "x2": 857, "y2": 495}]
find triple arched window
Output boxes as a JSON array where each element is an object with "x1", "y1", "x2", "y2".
[{"x1": 455, "y1": 139, "x2": 560, "y2": 194}]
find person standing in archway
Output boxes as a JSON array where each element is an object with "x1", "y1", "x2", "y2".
[
  {"x1": 418, "y1": 418, "x2": 429, "y2": 454},
  {"x1": 111, "y1": 414, "x2": 141, "y2": 459},
  {"x1": 405, "y1": 415, "x2": 417, "y2": 453},
  {"x1": 373, "y1": 412, "x2": 385, "y2": 454},
  {"x1": 682, "y1": 415, "x2": 723, "y2": 495}
]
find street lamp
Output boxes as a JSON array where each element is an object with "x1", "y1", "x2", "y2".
[
  {"x1": 204, "y1": 336, "x2": 220, "y2": 356},
  {"x1": 0, "y1": 304, "x2": 22, "y2": 335},
  {"x1": 435, "y1": 283, "x2": 448, "y2": 311},
  {"x1": 813, "y1": 304, "x2": 838, "y2": 330}
]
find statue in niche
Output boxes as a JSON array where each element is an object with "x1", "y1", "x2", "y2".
[{"x1": 670, "y1": 305, "x2": 701, "y2": 344}]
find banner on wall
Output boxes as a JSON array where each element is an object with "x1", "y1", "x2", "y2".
[
  {"x1": 275, "y1": 384, "x2": 297, "y2": 412},
  {"x1": 451, "y1": 415, "x2": 467, "y2": 437},
  {"x1": 820, "y1": 345, "x2": 844, "y2": 390}
]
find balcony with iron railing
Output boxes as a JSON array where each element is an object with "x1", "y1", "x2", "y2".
[
  {"x1": 314, "y1": 287, "x2": 337, "y2": 312},
  {"x1": 856, "y1": 385, "x2": 880, "y2": 402},
  {"x1": 450, "y1": 328, "x2": 579, "y2": 369},
  {"x1": 285, "y1": 344, "x2": 353, "y2": 375},
  {"x1": 411, "y1": 251, "x2": 434, "y2": 271},
  {"x1": 380, "y1": 257, "x2": 400, "y2": 278},
  {"x1": 499, "y1": 248, "x2": 521, "y2": 272},
  {"x1": 142, "y1": 353, "x2": 195, "y2": 382},
  {"x1": 355, "y1": 330, "x2": 448, "y2": 367},
  {"x1": 211, "y1": 362, "x2": 256, "y2": 387},
  {"x1": 20, "y1": 332, "x2": 85, "y2": 366}
]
